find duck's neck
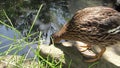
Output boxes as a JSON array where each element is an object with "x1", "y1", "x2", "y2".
[
  {"x1": 53, "y1": 23, "x2": 68, "y2": 43},
  {"x1": 58, "y1": 24, "x2": 68, "y2": 36}
]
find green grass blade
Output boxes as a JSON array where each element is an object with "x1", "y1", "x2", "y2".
[
  {"x1": 3, "y1": 10, "x2": 14, "y2": 27},
  {"x1": 28, "y1": 4, "x2": 43, "y2": 35},
  {"x1": 88, "y1": 61, "x2": 99, "y2": 68},
  {"x1": 0, "y1": 34, "x2": 14, "y2": 41}
]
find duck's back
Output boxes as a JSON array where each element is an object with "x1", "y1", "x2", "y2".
[
  {"x1": 68, "y1": 6, "x2": 119, "y2": 30},
  {"x1": 63, "y1": 6, "x2": 120, "y2": 44}
]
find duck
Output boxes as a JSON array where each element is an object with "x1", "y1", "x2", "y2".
[{"x1": 51, "y1": 6, "x2": 120, "y2": 62}]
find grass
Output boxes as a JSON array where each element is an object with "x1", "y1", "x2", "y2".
[
  {"x1": 0, "y1": 4, "x2": 63, "y2": 68},
  {"x1": 88, "y1": 61, "x2": 99, "y2": 68}
]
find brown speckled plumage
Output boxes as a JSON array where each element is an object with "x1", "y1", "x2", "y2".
[{"x1": 52, "y1": 6, "x2": 120, "y2": 62}]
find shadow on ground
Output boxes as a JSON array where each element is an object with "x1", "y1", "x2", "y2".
[{"x1": 40, "y1": 41, "x2": 120, "y2": 68}]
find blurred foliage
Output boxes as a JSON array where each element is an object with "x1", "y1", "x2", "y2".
[{"x1": 0, "y1": 0, "x2": 42, "y2": 21}]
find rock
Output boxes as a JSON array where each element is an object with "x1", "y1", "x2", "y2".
[{"x1": 39, "y1": 41, "x2": 120, "y2": 68}]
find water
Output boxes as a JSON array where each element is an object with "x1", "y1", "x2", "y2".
[
  {"x1": 0, "y1": 25, "x2": 18, "y2": 48},
  {"x1": 0, "y1": 1, "x2": 70, "y2": 58},
  {"x1": 0, "y1": 25, "x2": 38, "y2": 58},
  {"x1": 14, "y1": 1, "x2": 70, "y2": 44}
]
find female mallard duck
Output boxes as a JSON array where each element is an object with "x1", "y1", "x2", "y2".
[{"x1": 52, "y1": 6, "x2": 120, "y2": 62}]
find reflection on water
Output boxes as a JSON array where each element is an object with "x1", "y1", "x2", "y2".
[
  {"x1": 0, "y1": 25, "x2": 38, "y2": 58},
  {"x1": 14, "y1": 1, "x2": 70, "y2": 45},
  {"x1": 0, "y1": 25, "x2": 18, "y2": 47}
]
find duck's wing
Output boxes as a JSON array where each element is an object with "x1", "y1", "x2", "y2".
[{"x1": 68, "y1": 6, "x2": 120, "y2": 36}]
